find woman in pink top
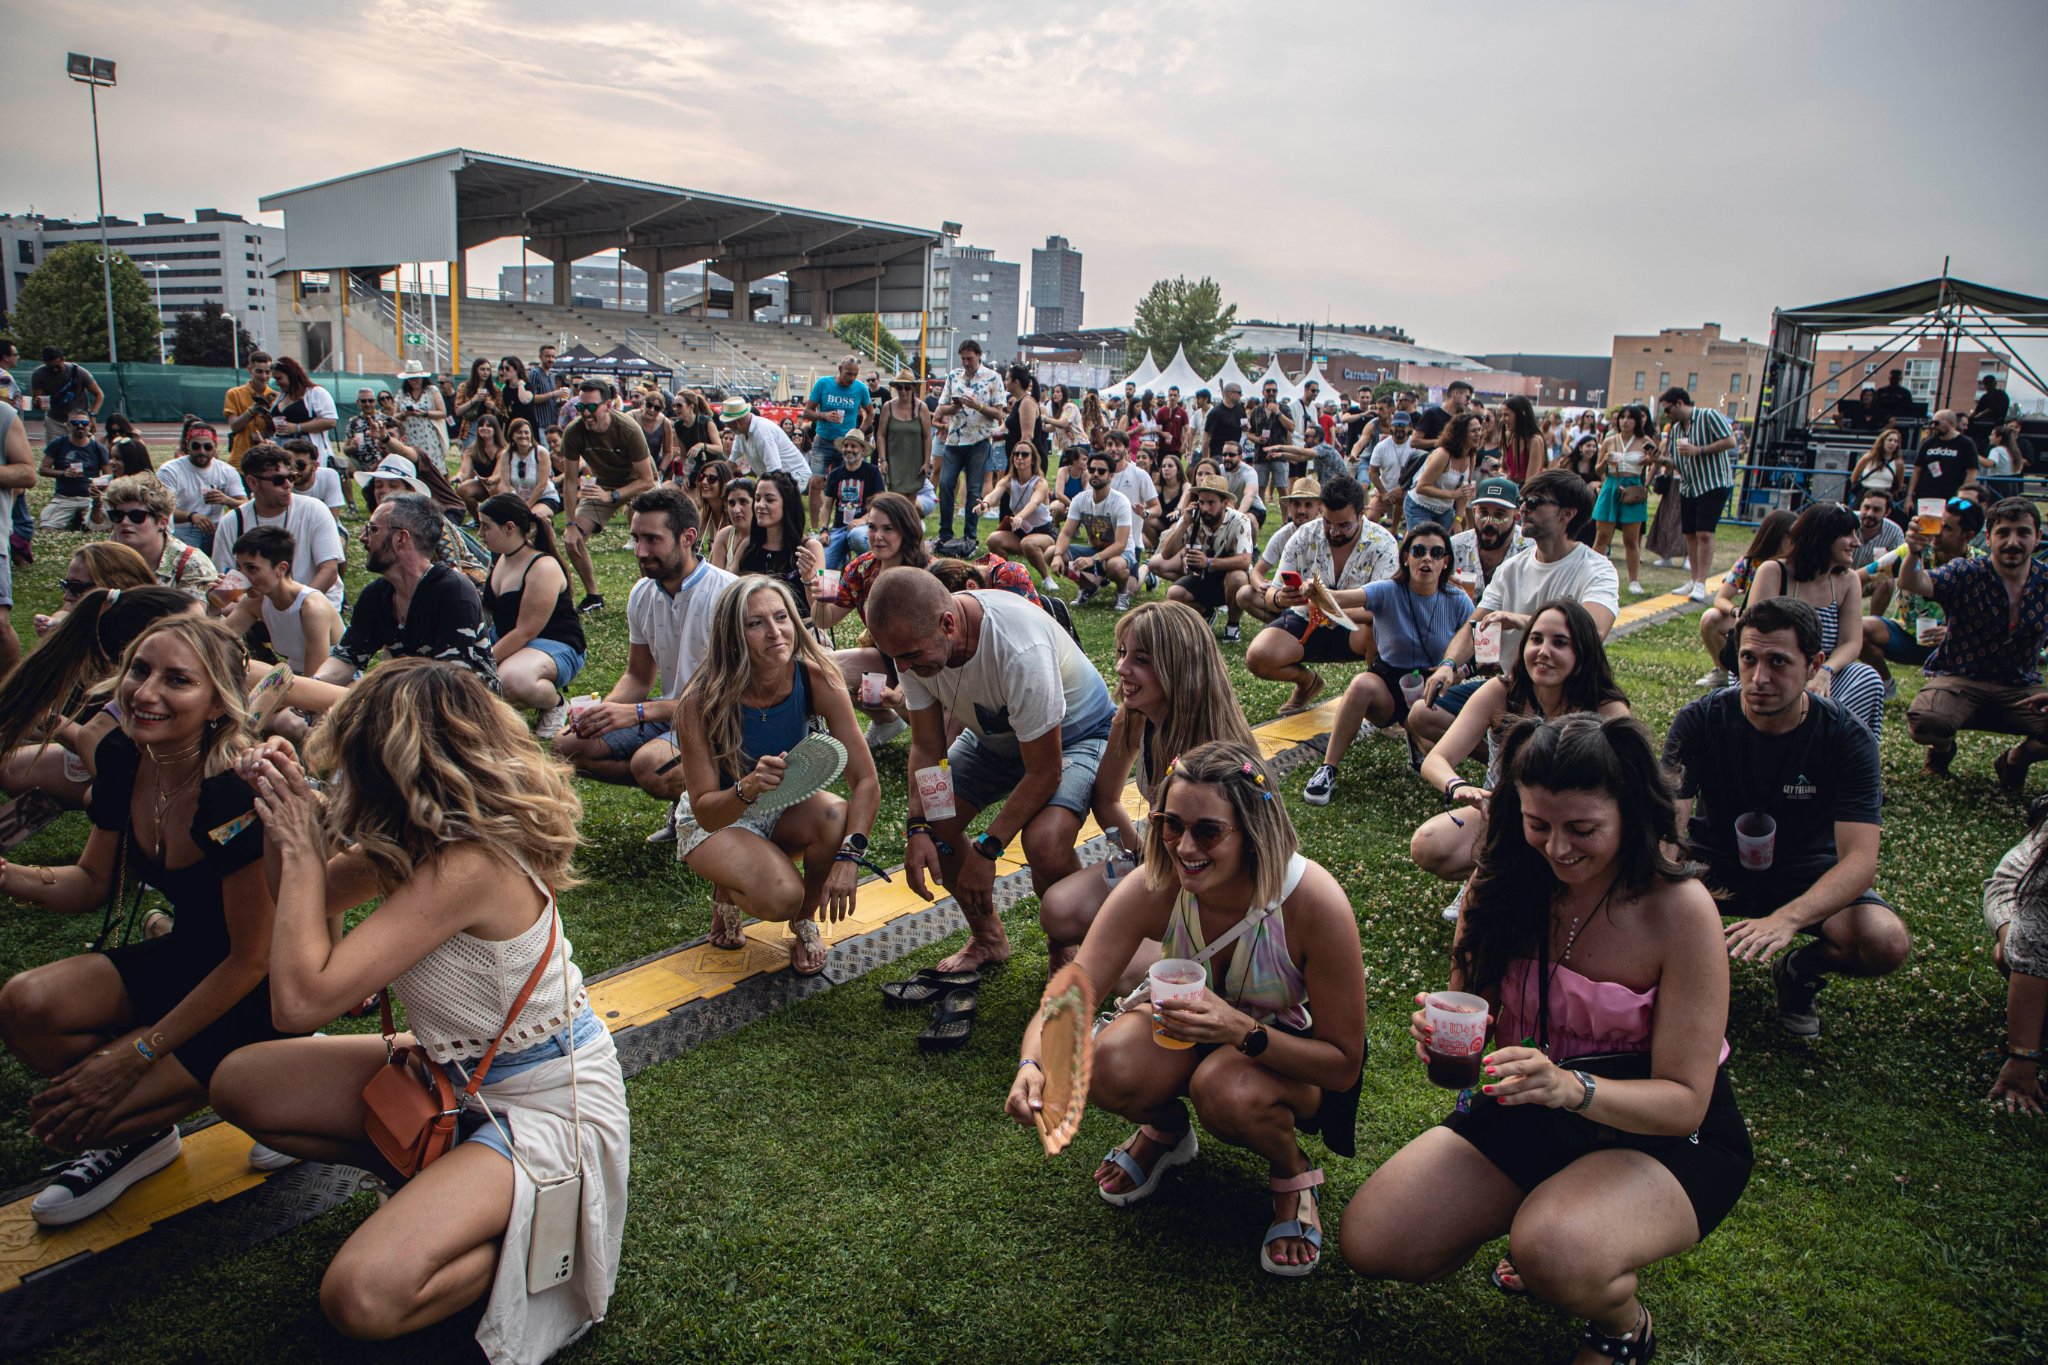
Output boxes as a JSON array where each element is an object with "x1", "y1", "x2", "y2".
[{"x1": 1342, "y1": 714, "x2": 1750, "y2": 1365}]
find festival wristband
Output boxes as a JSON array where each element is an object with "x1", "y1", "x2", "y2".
[
  {"x1": 2006, "y1": 1046, "x2": 2048, "y2": 1063},
  {"x1": 134, "y1": 1037, "x2": 158, "y2": 1064},
  {"x1": 906, "y1": 820, "x2": 934, "y2": 839},
  {"x1": 735, "y1": 782, "x2": 756, "y2": 806},
  {"x1": 1017, "y1": 1058, "x2": 1043, "y2": 1074}
]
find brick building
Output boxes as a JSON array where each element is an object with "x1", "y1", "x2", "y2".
[
  {"x1": 1607, "y1": 323, "x2": 1767, "y2": 421},
  {"x1": 1803, "y1": 334, "x2": 2009, "y2": 422}
]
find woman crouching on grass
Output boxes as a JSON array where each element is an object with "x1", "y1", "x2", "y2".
[
  {"x1": 1341, "y1": 714, "x2": 1751, "y2": 1365},
  {"x1": 672, "y1": 576, "x2": 879, "y2": 976},
  {"x1": 1006, "y1": 741, "x2": 1364, "y2": 1277},
  {"x1": 210, "y1": 659, "x2": 628, "y2": 1357}
]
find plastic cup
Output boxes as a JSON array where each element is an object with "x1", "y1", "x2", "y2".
[
  {"x1": 915, "y1": 762, "x2": 956, "y2": 820},
  {"x1": 1453, "y1": 569, "x2": 1480, "y2": 600},
  {"x1": 1400, "y1": 671, "x2": 1426, "y2": 707},
  {"x1": 858, "y1": 672, "x2": 888, "y2": 706},
  {"x1": 1473, "y1": 619, "x2": 1502, "y2": 666},
  {"x1": 816, "y1": 569, "x2": 842, "y2": 603},
  {"x1": 1423, "y1": 990, "x2": 1489, "y2": 1088},
  {"x1": 567, "y1": 693, "x2": 600, "y2": 721},
  {"x1": 1735, "y1": 811, "x2": 1776, "y2": 871},
  {"x1": 1914, "y1": 616, "x2": 1941, "y2": 647},
  {"x1": 1916, "y1": 498, "x2": 1944, "y2": 538},
  {"x1": 206, "y1": 569, "x2": 250, "y2": 609},
  {"x1": 1148, "y1": 958, "x2": 1207, "y2": 1049}
]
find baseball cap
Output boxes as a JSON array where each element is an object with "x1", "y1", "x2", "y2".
[
  {"x1": 1390, "y1": 411, "x2": 1412, "y2": 427},
  {"x1": 1472, "y1": 476, "x2": 1520, "y2": 509}
]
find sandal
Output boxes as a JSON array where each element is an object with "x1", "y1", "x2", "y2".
[
  {"x1": 880, "y1": 967, "x2": 981, "y2": 1010},
  {"x1": 1095, "y1": 1124, "x2": 1198, "y2": 1207},
  {"x1": 788, "y1": 919, "x2": 828, "y2": 976},
  {"x1": 1276, "y1": 675, "x2": 1326, "y2": 717},
  {"x1": 1259, "y1": 1166, "x2": 1325, "y2": 1277},
  {"x1": 1581, "y1": 1305, "x2": 1655, "y2": 1363},
  {"x1": 708, "y1": 897, "x2": 747, "y2": 951},
  {"x1": 916, "y1": 986, "x2": 978, "y2": 1051},
  {"x1": 1490, "y1": 1254, "x2": 1526, "y2": 1295}
]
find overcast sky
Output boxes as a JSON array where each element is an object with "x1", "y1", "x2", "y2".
[{"x1": 6, "y1": 0, "x2": 2047, "y2": 371}]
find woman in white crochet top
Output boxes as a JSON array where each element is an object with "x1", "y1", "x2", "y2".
[{"x1": 211, "y1": 660, "x2": 628, "y2": 1362}]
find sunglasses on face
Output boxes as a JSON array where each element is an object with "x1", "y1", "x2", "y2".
[
  {"x1": 59, "y1": 577, "x2": 96, "y2": 596},
  {"x1": 108, "y1": 507, "x2": 154, "y2": 524},
  {"x1": 252, "y1": 473, "x2": 293, "y2": 487},
  {"x1": 188, "y1": 442, "x2": 217, "y2": 452},
  {"x1": 576, "y1": 403, "x2": 600, "y2": 415},
  {"x1": 1408, "y1": 544, "x2": 1450, "y2": 560},
  {"x1": 1520, "y1": 496, "x2": 1555, "y2": 511},
  {"x1": 1152, "y1": 812, "x2": 1238, "y2": 850}
]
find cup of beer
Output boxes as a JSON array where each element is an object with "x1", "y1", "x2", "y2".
[
  {"x1": 1916, "y1": 498, "x2": 1945, "y2": 538},
  {"x1": 858, "y1": 672, "x2": 888, "y2": 706},
  {"x1": 1148, "y1": 958, "x2": 1207, "y2": 1049},
  {"x1": 1915, "y1": 616, "x2": 1941, "y2": 647},
  {"x1": 914, "y1": 761, "x2": 956, "y2": 820},
  {"x1": 207, "y1": 569, "x2": 250, "y2": 610},
  {"x1": 1423, "y1": 990, "x2": 1489, "y2": 1088}
]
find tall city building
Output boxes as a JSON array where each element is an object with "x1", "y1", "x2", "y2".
[
  {"x1": 886, "y1": 226, "x2": 1021, "y2": 367},
  {"x1": 1030, "y1": 234, "x2": 1083, "y2": 333}
]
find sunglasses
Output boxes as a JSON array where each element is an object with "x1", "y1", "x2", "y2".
[
  {"x1": 187, "y1": 442, "x2": 217, "y2": 452},
  {"x1": 106, "y1": 506, "x2": 155, "y2": 524},
  {"x1": 59, "y1": 577, "x2": 96, "y2": 596},
  {"x1": 1407, "y1": 544, "x2": 1450, "y2": 560},
  {"x1": 576, "y1": 402, "x2": 600, "y2": 415},
  {"x1": 1151, "y1": 812, "x2": 1238, "y2": 851},
  {"x1": 1520, "y1": 496, "x2": 1555, "y2": 511},
  {"x1": 252, "y1": 473, "x2": 293, "y2": 487}
]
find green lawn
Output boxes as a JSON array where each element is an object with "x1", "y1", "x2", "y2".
[{"x1": 3, "y1": 470, "x2": 2044, "y2": 1364}]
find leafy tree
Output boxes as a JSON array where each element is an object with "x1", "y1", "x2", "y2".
[
  {"x1": 829, "y1": 314, "x2": 905, "y2": 370},
  {"x1": 1128, "y1": 277, "x2": 1239, "y2": 375},
  {"x1": 1371, "y1": 378, "x2": 1425, "y2": 402},
  {"x1": 170, "y1": 302, "x2": 258, "y2": 368},
  {"x1": 7, "y1": 242, "x2": 161, "y2": 363}
]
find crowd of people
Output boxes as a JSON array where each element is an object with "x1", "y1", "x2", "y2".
[{"x1": 0, "y1": 335, "x2": 2043, "y2": 1365}]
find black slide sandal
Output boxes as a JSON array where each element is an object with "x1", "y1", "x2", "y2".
[
  {"x1": 917, "y1": 988, "x2": 979, "y2": 1051},
  {"x1": 881, "y1": 969, "x2": 981, "y2": 1010}
]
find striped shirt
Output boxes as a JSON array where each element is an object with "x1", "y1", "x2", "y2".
[{"x1": 1675, "y1": 406, "x2": 1737, "y2": 494}]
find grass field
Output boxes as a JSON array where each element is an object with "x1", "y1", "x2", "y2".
[{"x1": 3, "y1": 464, "x2": 2045, "y2": 1364}]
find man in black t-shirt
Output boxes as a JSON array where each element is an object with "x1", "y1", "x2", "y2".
[
  {"x1": 1903, "y1": 409, "x2": 1979, "y2": 507},
  {"x1": 1663, "y1": 598, "x2": 1910, "y2": 1038},
  {"x1": 1207, "y1": 381, "x2": 1248, "y2": 460},
  {"x1": 1247, "y1": 380, "x2": 1296, "y2": 500},
  {"x1": 1971, "y1": 374, "x2": 2010, "y2": 430},
  {"x1": 317, "y1": 493, "x2": 498, "y2": 690},
  {"x1": 1412, "y1": 379, "x2": 1472, "y2": 450}
]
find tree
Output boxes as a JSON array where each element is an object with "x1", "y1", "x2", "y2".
[
  {"x1": 1127, "y1": 276, "x2": 1240, "y2": 375},
  {"x1": 7, "y1": 242, "x2": 161, "y2": 364},
  {"x1": 1371, "y1": 378, "x2": 1424, "y2": 402},
  {"x1": 171, "y1": 302, "x2": 258, "y2": 368},
  {"x1": 829, "y1": 314, "x2": 905, "y2": 371}
]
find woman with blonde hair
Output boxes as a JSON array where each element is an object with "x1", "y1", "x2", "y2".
[
  {"x1": 1850, "y1": 424, "x2": 1907, "y2": 502},
  {"x1": 31, "y1": 539, "x2": 155, "y2": 637},
  {"x1": 210, "y1": 658, "x2": 629, "y2": 1355},
  {"x1": 673, "y1": 576, "x2": 880, "y2": 974},
  {"x1": 0, "y1": 615, "x2": 296, "y2": 1227},
  {"x1": 1038, "y1": 601, "x2": 1260, "y2": 970},
  {"x1": 1007, "y1": 740, "x2": 1365, "y2": 1277}
]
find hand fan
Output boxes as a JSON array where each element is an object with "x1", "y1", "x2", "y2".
[
  {"x1": 748, "y1": 732, "x2": 848, "y2": 816},
  {"x1": 1033, "y1": 962, "x2": 1098, "y2": 1156}
]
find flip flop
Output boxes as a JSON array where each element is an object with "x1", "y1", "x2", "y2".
[
  {"x1": 789, "y1": 919, "x2": 828, "y2": 977},
  {"x1": 881, "y1": 968, "x2": 982, "y2": 1009},
  {"x1": 1276, "y1": 676, "x2": 1327, "y2": 717},
  {"x1": 917, "y1": 987, "x2": 978, "y2": 1051}
]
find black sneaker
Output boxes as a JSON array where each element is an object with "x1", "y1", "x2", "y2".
[
  {"x1": 1303, "y1": 763, "x2": 1337, "y2": 806},
  {"x1": 30, "y1": 1127, "x2": 183, "y2": 1226},
  {"x1": 1223, "y1": 624, "x2": 1241, "y2": 644},
  {"x1": 1771, "y1": 949, "x2": 1824, "y2": 1038},
  {"x1": 575, "y1": 593, "x2": 606, "y2": 614}
]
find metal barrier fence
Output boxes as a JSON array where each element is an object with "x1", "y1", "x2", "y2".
[{"x1": 1723, "y1": 458, "x2": 2043, "y2": 526}]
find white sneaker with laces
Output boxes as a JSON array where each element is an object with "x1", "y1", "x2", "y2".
[
  {"x1": 1303, "y1": 763, "x2": 1336, "y2": 806},
  {"x1": 1628, "y1": 581, "x2": 1645, "y2": 595},
  {"x1": 534, "y1": 699, "x2": 571, "y2": 741},
  {"x1": 1695, "y1": 667, "x2": 1730, "y2": 689},
  {"x1": 865, "y1": 713, "x2": 910, "y2": 751},
  {"x1": 30, "y1": 1127, "x2": 183, "y2": 1227},
  {"x1": 1441, "y1": 885, "x2": 1467, "y2": 923},
  {"x1": 1114, "y1": 591, "x2": 1132, "y2": 613}
]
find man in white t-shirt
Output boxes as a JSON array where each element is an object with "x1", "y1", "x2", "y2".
[
  {"x1": 1051, "y1": 451, "x2": 1138, "y2": 611},
  {"x1": 1412, "y1": 468, "x2": 1620, "y2": 751},
  {"x1": 152, "y1": 422, "x2": 247, "y2": 549},
  {"x1": 869, "y1": 567, "x2": 1117, "y2": 973},
  {"x1": 1237, "y1": 475, "x2": 1322, "y2": 623},
  {"x1": 210, "y1": 442, "x2": 346, "y2": 606},
  {"x1": 1365, "y1": 413, "x2": 1417, "y2": 525},
  {"x1": 1108, "y1": 442, "x2": 1162, "y2": 547}
]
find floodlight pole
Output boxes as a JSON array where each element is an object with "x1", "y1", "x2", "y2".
[{"x1": 69, "y1": 56, "x2": 120, "y2": 366}]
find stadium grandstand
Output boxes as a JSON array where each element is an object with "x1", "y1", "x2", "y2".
[{"x1": 259, "y1": 149, "x2": 941, "y2": 395}]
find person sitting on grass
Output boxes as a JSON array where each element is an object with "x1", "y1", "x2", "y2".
[
  {"x1": 1898, "y1": 495, "x2": 2048, "y2": 793},
  {"x1": 670, "y1": 577, "x2": 880, "y2": 976},
  {"x1": 807, "y1": 491, "x2": 931, "y2": 752},
  {"x1": 30, "y1": 539, "x2": 154, "y2": 638},
  {"x1": 489, "y1": 417, "x2": 560, "y2": 521},
  {"x1": 1982, "y1": 800, "x2": 2048, "y2": 1113},
  {"x1": 1342, "y1": 715, "x2": 1750, "y2": 1363},
  {"x1": 552, "y1": 487, "x2": 734, "y2": 844},
  {"x1": 478, "y1": 494, "x2": 585, "y2": 741},
  {"x1": 1860, "y1": 495, "x2": 1981, "y2": 690},
  {"x1": 737, "y1": 470, "x2": 826, "y2": 623},
  {"x1": 1235, "y1": 476, "x2": 1323, "y2": 625},
  {"x1": 927, "y1": 552, "x2": 1044, "y2": 606},
  {"x1": 1411, "y1": 599, "x2": 1632, "y2": 922},
  {"x1": 152, "y1": 422, "x2": 246, "y2": 550},
  {"x1": 1663, "y1": 597, "x2": 1911, "y2": 1038},
  {"x1": 1006, "y1": 741, "x2": 1365, "y2": 1278},
  {"x1": 1153, "y1": 474, "x2": 1256, "y2": 643},
  {"x1": 819, "y1": 428, "x2": 885, "y2": 570},
  {"x1": 318, "y1": 494, "x2": 498, "y2": 690},
  {"x1": 0, "y1": 585, "x2": 197, "y2": 807},
  {"x1": 1447, "y1": 476, "x2": 1530, "y2": 602},
  {"x1": 869, "y1": 566, "x2": 1117, "y2": 973},
  {"x1": 209, "y1": 442, "x2": 347, "y2": 610},
  {"x1": 1736, "y1": 501, "x2": 1887, "y2": 737},
  {"x1": 1245, "y1": 474, "x2": 1399, "y2": 716},
  {"x1": 1694, "y1": 509, "x2": 1796, "y2": 690},
  {"x1": 1037, "y1": 602, "x2": 1258, "y2": 972},
  {"x1": 220, "y1": 525, "x2": 343, "y2": 729},
  {"x1": 981, "y1": 440, "x2": 1058, "y2": 582},
  {"x1": 0, "y1": 616, "x2": 301, "y2": 1227},
  {"x1": 101, "y1": 473, "x2": 221, "y2": 601},
  {"x1": 1049, "y1": 451, "x2": 1139, "y2": 610},
  {"x1": 210, "y1": 660, "x2": 629, "y2": 1356},
  {"x1": 1302, "y1": 521, "x2": 1475, "y2": 806}
]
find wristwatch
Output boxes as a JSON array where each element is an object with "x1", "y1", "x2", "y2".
[
  {"x1": 1238, "y1": 1024, "x2": 1270, "y2": 1058},
  {"x1": 972, "y1": 832, "x2": 1005, "y2": 862},
  {"x1": 1573, "y1": 1069, "x2": 1597, "y2": 1111},
  {"x1": 840, "y1": 832, "x2": 870, "y2": 858}
]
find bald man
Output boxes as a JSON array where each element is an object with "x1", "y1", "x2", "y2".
[{"x1": 867, "y1": 567, "x2": 1116, "y2": 972}]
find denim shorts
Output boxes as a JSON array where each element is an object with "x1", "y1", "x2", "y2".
[
  {"x1": 442, "y1": 1007, "x2": 606, "y2": 1162},
  {"x1": 946, "y1": 730, "x2": 1107, "y2": 818},
  {"x1": 1875, "y1": 617, "x2": 1931, "y2": 665},
  {"x1": 526, "y1": 637, "x2": 586, "y2": 689},
  {"x1": 602, "y1": 718, "x2": 676, "y2": 760}
]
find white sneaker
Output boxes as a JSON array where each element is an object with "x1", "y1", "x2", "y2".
[
  {"x1": 1628, "y1": 581, "x2": 1645, "y2": 596},
  {"x1": 248, "y1": 1142, "x2": 298, "y2": 1172},
  {"x1": 864, "y1": 713, "x2": 909, "y2": 751},
  {"x1": 1687, "y1": 582, "x2": 1709, "y2": 603},
  {"x1": 1302, "y1": 763, "x2": 1336, "y2": 806},
  {"x1": 1695, "y1": 667, "x2": 1730, "y2": 689},
  {"x1": 534, "y1": 699, "x2": 571, "y2": 741},
  {"x1": 30, "y1": 1127, "x2": 182, "y2": 1227}
]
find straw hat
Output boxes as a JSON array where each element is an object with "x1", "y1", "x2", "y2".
[
  {"x1": 718, "y1": 396, "x2": 754, "y2": 421},
  {"x1": 887, "y1": 370, "x2": 922, "y2": 389},
  {"x1": 836, "y1": 428, "x2": 873, "y2": 452},
  {"x1": 1194, "y1": 474, "x2": 1232, "y2": 497},
  {"x1": 1282, "y1": 476, "x2": 1324, "y2": 503}
]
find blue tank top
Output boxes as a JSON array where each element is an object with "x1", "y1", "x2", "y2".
[{"x1": 726, "y1": 662, "x2": 814, "y2": 788}]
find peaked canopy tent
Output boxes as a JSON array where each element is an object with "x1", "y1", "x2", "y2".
[
  {"x1": 1753, "y1": 273, "x2": 2048, "y2": 454},
  {"x1": 1149, "y1": 345, "x2": 1210, "y2": 397},
  {"x1": 1105, "y1": 350, "x2": 1161, "y2": 394},
  {"x1": 1209, "y1": 354, "x2": 1256, "y2": 396},
  {"x1": 1250, "y1": 357, "x2": 1301, "y2": 403}
]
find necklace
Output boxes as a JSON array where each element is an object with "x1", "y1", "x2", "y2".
[
  {"x1": 143, "y1": 740, "x2": 205, "y2": 864},
  {"x1": 1556, "y1": 872, "x2": 1620, "y2": 963}
]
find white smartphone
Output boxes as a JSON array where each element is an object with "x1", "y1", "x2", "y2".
[{"x1": 526, "y1": 1173, "x2": 581, "y2": 1293}]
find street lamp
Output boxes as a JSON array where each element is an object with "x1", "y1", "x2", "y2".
[
  {"x1": 66, "y1": 54, "x2": 120, "y2": 367},
  {"x1": 141, "y1": 261, "x2": 167, "y2": 364}
]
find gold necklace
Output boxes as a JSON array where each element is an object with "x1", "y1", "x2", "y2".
[{"x1": 143, "y1": 740, "x2": 205, "y2": 863}]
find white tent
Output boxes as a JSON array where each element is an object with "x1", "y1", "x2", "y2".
[
  {"x1": 1209, "y1": 354, "x2": 1256, "y2": 396},
  {"x1": 1250, "y1": 356, "x2": 1300, "y2": 403},
  {"x1": 1106, "y1": 350, "x2": 1160, "y2": 394},
  {"x1": 1150, "y1": 345, "x2": 1209, "y2": 397}
]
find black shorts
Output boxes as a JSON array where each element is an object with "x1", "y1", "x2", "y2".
[
  {"x1": 1442, "y1": 1062, "x2": 1753, "y2": 1239},
  {"x1": 1263, "y1": 609, "x2": 1364, "y2": 663},
  {"x1": 1711, "y1": 878, "x2": 1894, "y2": 931},
  {"x1": 1173, "y1": 570, "x2": 1233, "y2": 612},
  {"x1": 1366, "y1": 659, "x2": 1421, "y2": 726},
  {"x1": 102, "y1": 936, "x2": 294, "y2": 1085},
  {"x1": 1680, "y1": 486, "x2": 1731, "y2": 534}
]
